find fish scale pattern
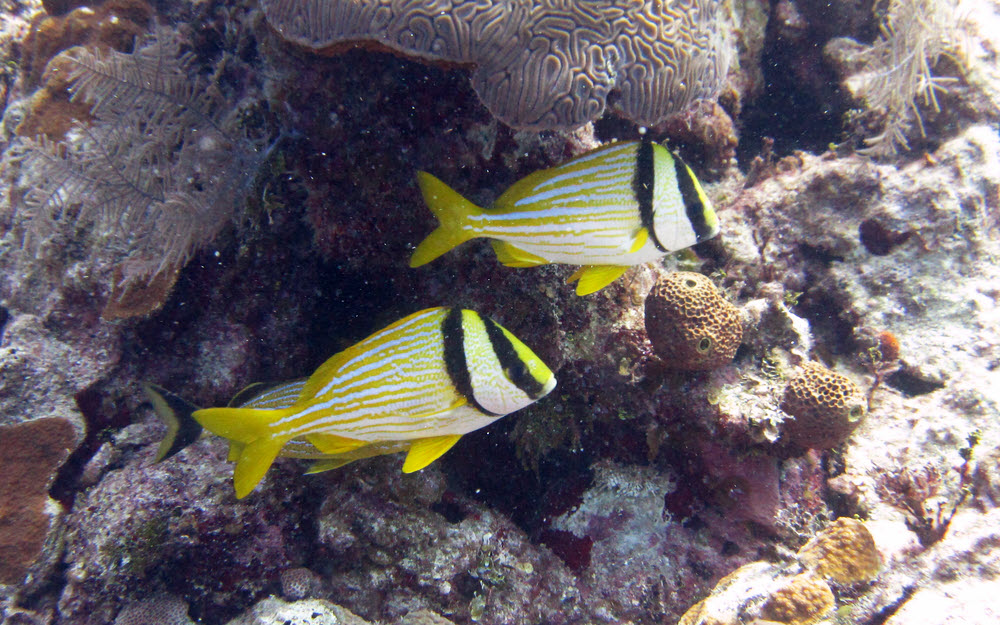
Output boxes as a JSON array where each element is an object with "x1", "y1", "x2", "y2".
[{"x1": 261, "y1": 0, "x2": 732, "y2": 130}]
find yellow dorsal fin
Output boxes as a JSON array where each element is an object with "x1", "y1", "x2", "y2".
[
  {"x1": 401, "y1": 434, "x2": 462, "y2": 473},
  {"x1": 227, "y1": 441, "x2": 244, "y2": 463},
  {"x1": 305, "y1": 433, "x2": 369, "y2": 454},
  {"x1": 629, "y1": 228, "x2": 649, "y2": 254},
  {"x1": 233, "y1": 436, "x2": 290, "y2": 499},
  {"x1": 491, "y1": 240, "x2": 550, "y2": 267},
  {"x1": 304, "y1": 457, "x2": 359, "y2": 474},
  {"x1": 567, "y1": 265, "x2": 629, "y2": 295},
  {"x1": 410, "y1": 172, "x2": 484, "y2": 267}
]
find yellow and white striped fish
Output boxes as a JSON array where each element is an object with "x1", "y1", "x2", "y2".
[
  {"x1": 410, "y1": 139, "x2": 720, "y2": 295},
  {"x1": 189, "y1": 307, "x2": 556, "y2": 498}
]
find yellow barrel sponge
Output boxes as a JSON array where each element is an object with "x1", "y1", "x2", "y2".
[
  {"x1": 260, "y1": 0, "x2": 733, "y2": 131},
  {"x1": 644, "y1": 272, "x2": 743, "y2": 370},
  {"x1": 779, "y1": 362, "x2": 866, "y2": 449},
  {"x1": 797, "y1": 517, "x2": 881, "y2": 584},
  {"x1": 760, "y1": 575, "x2": 835, "y2": 625}
]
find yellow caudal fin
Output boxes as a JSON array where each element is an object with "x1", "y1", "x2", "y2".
[
  {"x1": 304, "y1": 457, "x2": 359, "y2": 474},
  {"x1": 567, "y1": 265, "x2": 629, "y2": 295},
  {"x1": 305, "y1": 433, "x2": 370, "y2": 454},
  {"x1": 410, "y1": 172, "x2": 484, "y2": 267},
  {"x1": 233, "y1": 436, "x2": 291, "y2": 499},
  {"x1": 401, "y1": 434, "x2": 462, "y2": 473},
  {"x1": 629, "y1": 228, "x2": 649, "y2": 254},
  {"x1": 491, "y1": 240, "x2": 549, "y2": 267},
  {"x1": 142, "y1": 383, "x2": 205, "y2": 463}
]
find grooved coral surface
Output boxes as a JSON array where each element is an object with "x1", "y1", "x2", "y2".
[
  {"x1": 644, "y1": 271, "x2": 743, "y2": 370},
  {"x1": 797, "y1": 517, "x2": 881, "y2": 584},
  {"x1": 759, "y1": 574, "x2": 835, "y2": 625},
  {"x1": 260, "y1": 0, "x2": 732, "y2": 130},
  {"x1": 780, "y1": 362, "x2": 866, "y2": 449}
]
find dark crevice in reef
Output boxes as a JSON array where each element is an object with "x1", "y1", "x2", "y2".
[
  {"x1": 737, "y1": 1, "x2": 851, "y2": 163},
  {"x1": 0, "y1": 305, "x2": 8, "y2": 342},
  {"x1": 886, "y1": 367, "x2": 947, "y2": 397},
  {"x1": 50, "y1": 385, "x2": 133, "y2": 507},
  {"x1": 795, "y1": 289, "x2": 857, "y2": 356}
]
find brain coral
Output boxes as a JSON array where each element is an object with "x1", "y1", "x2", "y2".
[
  {"x1": 260, "y1": 0, "x2": 733, "y2": 130},
  {"x1": 797, "y1": 517, "x2": 881, "y2": 584},
  {"x1": 779, "y1": 362, "x2": 867, "y2": 449},
  {"x1": 644, "y1": 272, "x2": 743, "y2": 370},
  {"x1": 760, "y1": 574, "x2": 835, "y2": 625}
]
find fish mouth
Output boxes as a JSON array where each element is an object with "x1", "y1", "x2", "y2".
[{"x1": 540, "y1": 375, "x2": 557, "y2": 397}]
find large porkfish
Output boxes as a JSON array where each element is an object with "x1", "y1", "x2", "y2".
[
  {"x1": 187, "y1": 307, "x2": 556, "y2": 498},
  {"x1": 410, "y1": 139, "x2": 720, "y2": 295}
]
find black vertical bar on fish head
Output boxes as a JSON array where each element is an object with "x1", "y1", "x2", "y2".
[
  {"x1": 673, "y1": 153, "x2": 715, "y2": 242},
  {"x1": 442, "y1": 308, "x2": 499, "y2": 416},
  {"x1": 634, "y1": 138, "x2": 667, "y2": 252}
]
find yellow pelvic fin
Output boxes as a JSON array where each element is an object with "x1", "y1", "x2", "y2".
[
  {"x1": 304, "y1": 457, "x2": 359, "y2": 474},
  {"x1": 566, "y1": 265, "x2": 629, "y2": 295},
  {"x1": 629, "y1": 228, "x2": 649, "y2": 254},
  {"x1": 192, "y1": 406, "x2": 293, "y2": 444},
  {"x1": 410, "y1": 172, "x2": 484, "y2": 268},
  {"x1": 233, "y1": 435, "x2": 290, "y2": 499},
  {"x1": 401, "y1": 434, "x2": 462, "y2": 473},
  {"x1": 227, "y1": 441, "x2": 244, "y2": 463},
  {"x1": 305, "y1": 433, "x2": 370, "y2": 454},
  {"x1": 491, "y1": 240, "x2": 549, "y2": 267}
]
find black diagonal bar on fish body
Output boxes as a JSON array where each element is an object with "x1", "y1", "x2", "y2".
[
  {"x1": 633, "y1": 138, "x2": 667, "y2": 252},
  {"x1": 441, "y1": 308, "x2": 500, "y2": 416}
]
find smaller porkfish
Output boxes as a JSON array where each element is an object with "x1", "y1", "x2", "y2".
[
  {"x1": 150, "y1": 307, "x2": 555, "y2": 498},
  {"x1": 144, "y1": 381, "x2": 413, "y2": 474},
  {"x1": 410, "y1": 139, "x2": 720, "y2": 295}
]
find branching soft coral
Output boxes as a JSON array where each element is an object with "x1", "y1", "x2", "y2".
[
  {"x1": 850, "y1": 0, "x2": 962, "y2": 155},
  {"x1": 11, "y1": 29, "x2": 269, "y2": 318}
]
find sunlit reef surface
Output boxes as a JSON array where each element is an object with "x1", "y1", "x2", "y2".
[{"x1": 1, "y1": 1, "x2": 1000, "y2": 624}]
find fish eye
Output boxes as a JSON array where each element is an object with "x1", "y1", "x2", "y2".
[{"x1": 697, "y1": 337, "x2": 712, "y2": 353}]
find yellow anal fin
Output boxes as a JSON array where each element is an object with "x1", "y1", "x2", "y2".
[
  {"x1": 304, "y1": 457, "x2": 358, "y2": 474},
  {"x1": 306, "y1": 433, "x2": 370, "y2": 454},
  {"x1": 629, "y1": 227, "x2": 649, "y2": 254},
  {"x1": 491, "y1": 240, "x2": 549, "y2": 267},
  {"x1": 402, "y1": 434, "x2": 462, "y2": 473},
  {"x1": 227, "y1": 441, "x2": 244, "y2": 463},
  {"x1": 233, "y1": 436, "x2": 289, "y2": 499},
  {"x1": 567, "y1": 265, "x2": 629, "y2": 295}
]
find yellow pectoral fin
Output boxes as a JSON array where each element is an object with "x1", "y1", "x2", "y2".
[
  {"x1": 304, "y1": 457, "x2": 358, "y2": 474},
  {"x1": 568, "y1": 265, "x2": 629, "y2": 295},
  {"x1": 227, "y1": 441, "x2": 245, "y2": 463},
  {"x1": 491, "y1": 240, "x2": 549, "y2": 267},
  {"x1": 401, "y1": 434, "x2": 462, "y2": 473},
  {"x1": 233, "y1": 436, "x2": 289, "y2": 499},
  {"x1": 629, "y1": 228, "x2": 649, "y2": 254},
  {"x1": 305, "y1": 433, "x2": 370, "y2": 455}
]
